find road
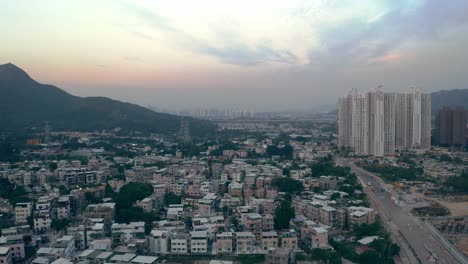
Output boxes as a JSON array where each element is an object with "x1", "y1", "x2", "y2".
[{"x1": 337, "y1": 158, "x2": 461, "y2": 264}]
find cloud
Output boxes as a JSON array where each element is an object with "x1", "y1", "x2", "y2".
[
  {"x1": 119, "y1": 1, "x2": 298, "y2": 66},
  {"x1": 310, "y1": 0, "x2": 468, "y2": 67},
  {"x1": 195, "y1": 43, "x2": 297, "y2": 66}
]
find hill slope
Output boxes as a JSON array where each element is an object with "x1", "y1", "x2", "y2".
[
  {"x1": 431, "y1": 89, "x2": 468, "y2": 112},
  {"x1": 0, "y1": 63, "x2": 214, "y2": 136}
]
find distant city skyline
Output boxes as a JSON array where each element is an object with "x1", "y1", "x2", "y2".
[{"x1": 1, "y1": 0, "x2": 468, "y2": 110}]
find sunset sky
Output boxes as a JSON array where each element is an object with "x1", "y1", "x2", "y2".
[{"x1": 1, "y1": 0, "x2": 468, "y2": 110}]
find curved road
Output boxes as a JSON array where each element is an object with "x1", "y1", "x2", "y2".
[{"x1": 337, "y1": 158, "x2": 461, "y2": 264}]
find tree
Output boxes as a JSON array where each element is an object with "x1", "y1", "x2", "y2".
[
  {"x1": 0, "y1": 178, "x2": 29, "y2": 205},
  {"x1": 49, "y1": 162, "x2": 58, "y2": 171},
  {"x1": 184, "y1": 216, "x2": 193, "y2": 230},
  {"x1": 51, "y1": 219, "x2": 70, "y2": 231},
  {"x1": 164, "y1": 192, "x2": 182, "y2": 206},
  {"x1": 331, "y1": 192, "x2": 340, "y2": 200},
  {"x1": 440, "y1": 154, "x2": 452, "y2": 162},
  {"x1": 85, "y1": 192, "x2": 101, "y2": 204},
  {"x1": 272, "y1": 177, "x2": 304, "y2": 194},
  {"x1": 274, "y1": 197, "x2": 295, "y2": 230}
]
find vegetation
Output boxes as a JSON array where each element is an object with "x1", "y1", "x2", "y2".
[
  {"x1": 362, "y1": 164, "x2": 423, "y2": 182},
  {"x1": 0, "y1": 63, "x2": 215, "y2": 136},
  {"x1": 0, "y1": 178, "x2": 29, "y2": 205},
  {"x1": 112, "y1": 183, "x2": 159, "y2": 231},
  {"x1": 446, "y1": 172, "x2": 468, "y2": 193},
  {"x1": 331, "y1": 220, "x2": 400, "y2": 264},
  {"x1": 266, "y1": 145, "x2": 294, "y2": 159},
  {"x1": 164, "y1": 192, "x2": 182, "y2": 206},
  {"x1": 311, "y1": 156, "x2": 350, "y2": 177},
  {"x1": 274, "y1": 194, "x2": 295, "y2": 230},
  {"x1": 272, "y1": 177, "x2": 304, "y2": 194},
  {"x1": 297, "y1": 249, "x2": 342, "y2": 264},
  {"x1": 51, "y1": 219, "x2": 70, "y2": 231},
  {"x1": 0, "y1": 138, "x2": 20, "y2": 162}
]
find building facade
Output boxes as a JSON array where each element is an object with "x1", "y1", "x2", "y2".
[
  {"x1": 339, "y1": 86, "x2": 431, "y2": 156},
  {"x1": 435, "y1": 107, "x2": 468, "y2": 146}
]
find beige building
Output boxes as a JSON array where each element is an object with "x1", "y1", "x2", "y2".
[
  {"x1": 0, "y1": 247, "x2": 12, "y2": 264},
  {"x1": 348, "y1": 206, "x2": 376, "y2": 227},
  {"x1": 261, "y1": 231, "x2": 278, "y2": 251},
  {"x1": 279, "y1": 231, "x2": 298, "y2": 250},
  {"x1": 216, "y1": 232, "x2": 233, "y2": 254},
  {"x1": 235, "y1": 232, "x2": 255, "y2": 254},
  {"x1": 15, "y1": 203, "x2": 32, "y2": 225},
  {"x1": 311, "y1": 227, "x2": 328, "y2": 249}
]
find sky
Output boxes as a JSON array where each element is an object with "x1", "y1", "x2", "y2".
[{"x1": 1, "y1": 0, "x2": 468, "y2": 111}]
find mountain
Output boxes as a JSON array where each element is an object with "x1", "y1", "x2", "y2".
[
  {"x1": 431, "y1": 89, "x2": 468, "y2": 112},
  {"x1": 0, "y1": 63, "x2": 215, "y2": 136}
]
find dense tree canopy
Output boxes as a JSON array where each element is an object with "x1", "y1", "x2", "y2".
[
  {"x1": 363, "y1": 165, "x2": 423, "y2": 182},
  {"x1": 115, "y1": 182, "x2": 154, "y2": 209},
  {"x1": 266, "y1": 145, "x2": 293, "y2": 159},
  {"x1": 446, "y1": 172, "x2": 468, "y2": 193},
  {"x1": 274, "y1": 195, "x2": 295, "y2": 230},
  {"x1": 272, "y1": 177, "x2": 304, "y2": 194},
  {"x1": 0, "y1": 178, "x2": 29, "y2": 205}
]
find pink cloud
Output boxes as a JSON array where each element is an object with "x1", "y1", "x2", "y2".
[{"x1": 374, "y1": 52, "x2": 402, "y2": 63}]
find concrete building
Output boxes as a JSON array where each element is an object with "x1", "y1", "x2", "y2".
[
  {"x1": 0, "y1": 247, "x2": 12, "y2": 264},
  {"x1": 190, "y1": 230, "x2": 208, "y2": 254},
  {"x1": 33, "y1": 197, "x2": 53, "y2": 233},
  {"x1": 339, "y1": 87, "x2": 431, "y2": 156},
  {"x1": 435, "y1": 107, "x2": 468, "y2": 146},
  {"x1": 170, "y1": 233, "x2": 189, "y2": 254},
  {"x1": 348, "y1": 206, "x2": 376, "y2": 227},
  {"x1": 279, "y1": 230, "x2": 298, "y2": 250},
  {"x1": 15, "y1": 202, "x2": 32, "y2": 225},
  {"x1": 216, "y1": 232, "x2": 233, "y2": 254},
  {"x1": 311, "y1": 227, "x2": 328, "y2": 249},
  {"x1": 57, "y1": 196, "x2": 71, "y2": 220},
  {"x1": 0, "y1": 235, "x2": 24, "y2": 262},
  {"x1": 261, "y1": 231, "x2": 278, "y2": 251},
  {"x1": 235, "y1": 232, "x2": 255, "y2": 253},
  {"x1": 265, "y1": 248, "x2": 295, "y2": 264},
  {"x1": 149, "y1": 230, "x2": 170, "y2": 255}
]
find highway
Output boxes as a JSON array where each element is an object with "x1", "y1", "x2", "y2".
[{"x1": 337, "y1": 158, "x2": 461, "y2": 264}]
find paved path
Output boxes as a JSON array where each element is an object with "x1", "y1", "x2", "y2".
[{"x1": 337, "y1": 158, "x2": 461, "y2": 264}]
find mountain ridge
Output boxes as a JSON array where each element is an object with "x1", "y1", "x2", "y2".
[{"x1": 0, "y1": 63, "x2": 215, "y2": 136}]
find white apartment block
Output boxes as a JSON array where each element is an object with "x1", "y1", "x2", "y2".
[
  {"x1": 171, "y1": 234, "x2": 189, "y2": 254},
  {"x1": 339, "y1": 86, "x2": 431, "y2": 156},
  {"x1": 190, "y1": 231, "x2": 208, "y2": 254}
]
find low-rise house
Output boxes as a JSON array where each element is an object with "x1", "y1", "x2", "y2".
[
  {"x1": 235, "y1": 232, "x2": 255, "y2": 254},
  {"x1": 311, "y1": 227, "x2": 328, "y2": 249},
  {"x1": 149, "y1": 230, "x2": 171, "y2": 255},
  {"x1": 190, "y1": 230, "x2": 208, "y2": 254},
  {"x1": 216, "y1": 232, "x2": 233, "y2": 254},
  {"x1": 261, "y1": 231, "x2": 278, "y2": 251},
  {"x1": 170, "y1": 233, "x2": 189, "y2": 254},
  {"x1": 279, "y1": 230, "x2": 298, "y2": 250}
]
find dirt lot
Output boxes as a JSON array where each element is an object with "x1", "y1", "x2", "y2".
[
  {"x1": 434, "y1": 200, "x2": 468, "y2": 217},
  {"x1": 456, "y1": 237, "x2": 468, "y2": 257}
]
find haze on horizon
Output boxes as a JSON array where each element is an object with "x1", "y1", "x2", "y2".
[{"x1": 1, "y1": 0, "x2": 468, "y2": 111}]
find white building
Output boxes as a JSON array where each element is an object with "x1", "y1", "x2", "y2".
[
  {"x1": 0, "y1": 247, "x2": 12, "y2": 264},
  {"x1": 57, "y1": 196, "x2": 71, "y2": 220},
  {"x1": 149, "y1": 230, "x2": 171, "y2": 255},
  {"x1": 33, "y1": 197, "x2": 53, "y2": 233},
  {"x1": 338, "y1": 86, "x2": 431, "y2": 156},
  {"x1": 170, "y1": 233, "x2": 189, "y2": 254},
  {"x1": 190, "y1": 230, "x2": 208, "y2": 254}
]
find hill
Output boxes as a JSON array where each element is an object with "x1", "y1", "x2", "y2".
[
  {"x1": 0, "y1": 63, "x2": 214, "y2": 136},
  {"x1": 431, "y1": 89, "x2": 468, "y2": 112}
]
